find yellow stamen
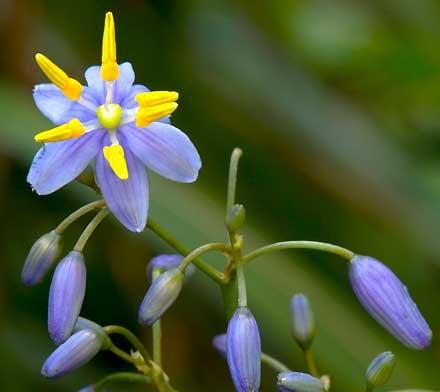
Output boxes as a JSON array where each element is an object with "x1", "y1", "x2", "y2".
[
  {"x1": 136, "y1": 102, "x2": 178, "y2": 127},
  {"x1": 135, "y1": 91, "x2": 179, "y2": 107},
  {"x1": 103, "y1": 144, "x2": 128, "y2": 180},
  {"x1": 35, "y1": 53, "x2": 83, "y2": 100},
  {"x1": 101, "y1": 12, "x2": 119, "y2": 81},
  {"x1": 34, "y1": 119, "x2": 85, "y2": 143}
]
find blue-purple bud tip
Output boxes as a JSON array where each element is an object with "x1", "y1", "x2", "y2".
[
  {"x1": 146, "y1": 254, "x2": 194, "y2": 282},
  {"x1": 277, "y1": 372, "x2": 324, "y2": 392},
  {"x1": 290, "y1": 294, "x2": 315, "y2": 351},
  {"x1": 48, "y1": 251, "x2": 87, "y2": 345},
  {"x1": 138, "y1": 268, "x2": 184, "y2": 325},
  {"x1": 21, "y1": 230, "x2": 61, "y2": 286},
  {"x1": 41, "y1": 329, "x2": 103, "y2": 378},
  {"x1": 365, "y1": 351, "x2": 395, "y2": 388},
  {"x1": 226, "y1": 307, "x2": 261, "y2": 392},
  {"x1": 212, "y1": 333, "x2": 227, "y2": 357},
  {"x1": 349, "y1": 255, "x2": 432, "y2": 349}
]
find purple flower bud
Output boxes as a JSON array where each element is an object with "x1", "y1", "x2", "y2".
[
  {"x1": 41, "y1": 329, "x2": 103, "y2": 378},
  {"x1": 226, "y1": 307, "x2": 261, "y2": 392},
  {"x1": 146, "y1": 254, "x2": 194, "y2": 281},
  {"x1": 277, "y1": 372, "x2": 323, "y2": 392},
  {"x1": 48, "y1": 251, "x2": 86, "y2": 345},
  {"x1": 349, "y1": 255, "x2": 432, "y2": 349},
  {"x1": 74, "y1": 317, "x2": 111, "y2": 349},
  {"x1": 138, "y1": 268, "x2": 184, "y2": 325},
  {"x1": 212, "y1": 333, "x2": 227, "y2": 357},
  {"x1": 21, "y1": 231, "x2": 61, "y2": 286},
  {"x1": 290, "y1": 294, "x2": 315, "y2": 351},
  {"x1": 365, "y1": 351, "x2": 395, "y2": 389}
]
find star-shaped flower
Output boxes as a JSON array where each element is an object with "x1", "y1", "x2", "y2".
[{"x1": 28, "y1": 12, "x2": 201, "y2": 232}]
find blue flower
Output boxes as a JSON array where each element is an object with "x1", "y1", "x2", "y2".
[
  {"x1": 28, "y1": 12, "x2": 201, "y2": 232},
  {"x1": 146, "y1": 254, "x2": 195, "y2": 281},
  {"x1": 277, "y1": 372, "x2": 323, "y2": 392},
  {"x1": 350, "y1": 255, "x2": 432, "y2": 349}
]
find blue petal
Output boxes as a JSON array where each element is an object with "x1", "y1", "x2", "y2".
[
  {"x1": 121, "y1": 122, "x2": 201, "y2": 183},
  {"x1": 85, "y1": 63, "x2": 135, "y2": 104},
  {"x1": 27, "y1": 131, "x2": 103, "y2": 195},
  {"x1": 33, "y1": 84, "x2": 97, "y2": 125},
  {"x1": 95, "y1": 136, "x2": 149, "y2": 232},
  {"x1": 121, "y1": 84, "x2": 149, "y2": 109}
]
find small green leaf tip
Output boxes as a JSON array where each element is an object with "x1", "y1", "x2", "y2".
[{"x1": 365, "y1": 351, "x2": 396, "y2": 389}]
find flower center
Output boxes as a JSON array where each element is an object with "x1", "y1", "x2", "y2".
[{"x1": 96, "y1": 104, "x2": 123, "y2": 129}]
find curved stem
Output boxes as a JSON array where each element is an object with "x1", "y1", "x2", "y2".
[
  {"x1": 152, "y1": 268, "x2": 162, "y2": 367},
  {"x1": 261, "y1": 352, "x2": 290, "y2": 373},
  {"x1": 73, "y1": 208, "x2": 109, "y2": 252},
  {"x1": 241, "y1": 241, "x2": 354, "y2": 266},
  {"x1": 226, "y1": 148, "x2": 243, "y2": 214},
  {"x1": 55, "y1": 200, "x2": 104, "y2": 234},
  {"x1": 104, "y1": 325, "x2": 151, "y2": 362},
  {"x1": 304, "y1": 349, "x2": 319, "y2": 377},
  {"x1": 108, "y1": 345, "x2": 140, "y2": 366},
  {"x1": 178, "y1": 242, "x2": 230, "y2": 271},
  {"x1": 147, "y1": 218, "x2": 226, "y2": 284},
  {"x1": 93, "y1": 372, "x2": 152, "y2": 391}
]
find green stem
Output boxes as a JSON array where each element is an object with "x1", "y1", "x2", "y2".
[
  {"x1": 304, "y1": 349, "x2": 319, "y2": 377},
  {"x1": 108, "y1": 345, "x2": 141, "y2": 366},
  {"x1": 240, "y1": 241, "x2": 354, "y2": 266},
  {"x1": 73, "y1": 208, "x2": 109, "y2": 252},
  {"x1": 178, "y1": 242, "x2": 230, "y2": 271},
  {"x1": 226, "y1": 148, "x2": 243, "y2": 214},
  {"x1": 147, "y1": 218, "x2": 226, "y2": 284},
  {"x1": 104, "y1": 325, "x2": 151, "y2": 362},
  {"x1": 152, "y1": 268, "x2": 163, "y2": 367},
  {"x1": 261, "y1": 352, "x2": 290, "y2": 373},
  {"x1": 236, "y1": 266, "x2": 247, "y2": 307},
  {"x1": 93, "y1": 372, "x2": 152, "y2": 391},
  {"x1": 55, "y1": 200, "x2": 104, "y2": 234}
]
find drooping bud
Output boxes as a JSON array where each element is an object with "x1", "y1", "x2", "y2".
[
  {"x1": 212, "y1": 333, "x2": 227, "y2": 358},
  {"x1": 349, "y1": 255, "x2": 432, "y2": 349},
  {"x1": 138, "y1": 268, "x2": 184, "y2": 325},
  {"x1": 226, "y1": 307, "x2": 261, "y2": 392},
  {"x1": 41, "y1": 329, "x2": 104, "y2": 378},
  {"x1": 225, "y1": 204, "x2": 246, "y2": 232},
  {"x1": 21, "y1": 231, "x2": 61, "y2": 286},
  {"x1": 48, "y1": 251, "x2": 86, "y2": 344},
  {"x1": 74, "y1": 317, "x2": 111, "y2": 349},
  {"x1": 290, "y1": 294, "x2": 316, "y2": 351},
  {"x1": 365, "y1": 351, "x2": 395, "y2": 390},
  {"x1": 277, "y1": 372, "x2": 324, "y2": 392},
  {"x1": 146, "y1": 254, "x2": 194, "y2": 282}
]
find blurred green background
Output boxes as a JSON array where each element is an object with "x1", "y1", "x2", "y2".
[{"x1": 0, "y1": 0, "x2": 439, "y2": 390}]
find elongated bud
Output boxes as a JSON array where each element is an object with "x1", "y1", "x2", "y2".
[
  {"x1": 349, "y1": 255, "x2": 432, "y2": 349},
  {"x1": 290, "y1": 294, "x2": 315, "y2": 351},
  {"x1": 212, "y1": 333, "x2": 227, "y2": 358},
  {"x1": 74, "y1": 317, "x2": 111, "y2": 349},
  {"x1": 365, "y1": 351, "x2": 395, "y2": 389},
  {"x1": 21, "y1": 231, "x2": 61, "y2": 286},
  {"x1": 225, "y1": 204, "x2": 246, "y2": 233},
  {"x1": 277, "y1": 372, "x2": 324, "y2": 392},
  {"x1": 41, "y1": 329, "x2": 104, "y2": 378},
  {"x1": 226, "y1": 307, "x2": 261, "y2": 392},
  {"x1": 48, "y1": 251, "x2": 86, "y2": 344},
  {"x1": 138, "y1": 268, "x2": 184, "y2": 325},
  {"x1": 146, "y1": 254, "x2": 194, "y2": 282}
]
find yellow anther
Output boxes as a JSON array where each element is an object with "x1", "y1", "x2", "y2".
[
  {"x1": 135, "y1": 91, "x2": 179, "y2": 107},
  {"x1": 35, "y1": 53, "x2": 83, "y2": 100},
  {"x1": 101, "y1": 12, "x2": 119, "y2": 81},
  {"x1": 136, "y1": 102, "x2": 178, "y2": 128},
  {"x1": 103, "y1": 144, "x2": 128, "y2": 180},
  {"x1": 34, "y1": 119, "x2": 85, "y2": 143}
]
